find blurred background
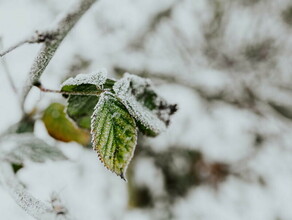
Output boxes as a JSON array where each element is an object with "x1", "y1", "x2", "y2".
[{"x1": 1, "y1": 0, "x2": 292, "y2": 219}]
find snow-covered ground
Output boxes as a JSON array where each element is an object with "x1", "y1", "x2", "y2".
[{"x1": 1, "y1": 0, "x2": 292, "y2": 219}]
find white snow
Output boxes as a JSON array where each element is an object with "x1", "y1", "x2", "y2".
[{"x1": 61, "y1": 68, "x2": 107, "y2": 88}]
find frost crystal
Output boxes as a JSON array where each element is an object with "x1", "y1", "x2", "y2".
[
  {"x1": 113, "y1": 73, "x2": 167, "y2": 134},
  {"x1": 61, "y1": 68, "x2": 107, "y2": 88},
  {"x1": 90, "y1": 92, "x2": 137, "y2": 179}
]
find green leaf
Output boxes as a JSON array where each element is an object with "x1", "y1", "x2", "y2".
[
  {"x1": 1, "y1": 134, "x2": 67, "y2": 165},
  {"x1": 42, "y1": 103, "x2": 90, "y2": 146},
  {"x1": 61, "y1": 70, "x2": 115, "y2": 129},
  {"x1": 113, "y1": 73, "x2": 177, "y2": 136},
  {"x1": 91, "y1": 92, "x2": 137, "y2": 179},
  {"x1": 62, "y1": 84, "x2": 101, "y2": 129}
]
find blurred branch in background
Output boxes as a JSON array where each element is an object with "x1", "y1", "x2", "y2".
[
  {"x1": 0, "y1": 161, "x2": 71, "y2": 220},
  {"x1": 0, "y1": 133, "x2": 70, "y2": 220},
  {"x1": 0, "y1": 37, "x2": 18, "y2": 94}
]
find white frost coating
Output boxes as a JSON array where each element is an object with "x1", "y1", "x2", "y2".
[
  {"x1": 61, "y1": 68, "x2": 107, "y2": 88},
  {"x1": 0, "y1": 134, "x2": 67, "y2": 164},
  {"x1": 90, "y1": 92, "x2": 110, "y2": 148},
  {"x1": 0, "y1": 162, "x2": 66, "y2": 220},
  {"x1": 0, "y1": 134, "x2": 71, "y2": 220},
  {"x1": 90, "y1": 92, "x2": 113, "y2": 143},
  {"x1": 0, "y1": 161, "x2": 73, "y2": 220},
  {"x1": 90, "y1": 92, "x2": 138, "y2": 179},
  {"x1": 113, "y1": 73, "x2": 166, "y2": 134}
]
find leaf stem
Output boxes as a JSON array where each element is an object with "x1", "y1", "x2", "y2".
[{"x1": 36, "y1": 84, "x2": 103, "y2": 96}]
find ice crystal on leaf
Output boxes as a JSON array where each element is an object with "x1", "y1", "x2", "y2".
[
  {"x1": 113, "y1": 73, "x2": 177, "y2": 136},
  {"x1": 61, "y1": 69, "x2": 115, "y2": 129},
  {"x1": 91, "y1": 92, "x2": 137, "y2": 180},
  {"x1": 61, "y1": 68, "x2": 108, "y2": 88},
  {"x1": 56, "y1": 70, "x2": 176, "y2": 179},
  {"x1": 62, "y1": 86, "x2": 100, "y2": 129}
]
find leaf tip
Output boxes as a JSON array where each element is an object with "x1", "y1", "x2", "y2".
[
  {"x1": 33, "y1": 81, "x2": 41, "y2": 87},
  {"x1": 120, "y1": 173, "x2": 127, "y2": 181}
]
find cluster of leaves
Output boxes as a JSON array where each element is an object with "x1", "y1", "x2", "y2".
[
  {"x1": 56, "y1": 69, "x2": 177, "y2": 179},
  {"x1": 0, "y1": 70, "x2": 176, "y2": 180}
]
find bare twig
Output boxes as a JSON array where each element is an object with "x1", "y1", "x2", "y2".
[
  {"x1": 0, "y1": 162, "x2": 71, "y2": 220},
  {"x1": 21, "y1": 0, "x2": 97, "y2": 111},
  {"x1": 0, "y1": 31, "x2": 54, "y2": 58},
  {"x1": 0, "y1": 39, "x2": 30, "y2": 58},
  {"x1": 0, "y1": 37, "x2": 25, "y2": 113},
  {"x1": 0, "y1": 38, "x2": 18, "y2": 94}
]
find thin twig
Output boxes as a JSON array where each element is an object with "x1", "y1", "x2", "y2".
[
  {"x1": 0, "y1": 39, "x2": 30, "y2": 57},
  {"x1": 21, "y1": 0, "x2": 97, "y2": 112},
  {"x1": 0, "y1": 38, "x2": 18, "y2": 94},
  {"x1": 0, "y1": 31, "x2": 59, "y2": 58},
  {"x1": 0, "y1": 37, "x2": 24, "y2": 113}
]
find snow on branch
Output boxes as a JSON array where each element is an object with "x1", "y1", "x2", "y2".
[
  {"x1": 0, "y1": 31, "x2": 54, "y2": 58},
  {"x1": 21, "y1": 0, "x2": 97, "y2": 110},
  {"x1": 0, "y1": 162, "x2": 71, "y2": 220}
]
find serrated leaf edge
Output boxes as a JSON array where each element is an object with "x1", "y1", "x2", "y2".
[{"x1": 90, "y1": 92, "x2": 137, "y2": 181}]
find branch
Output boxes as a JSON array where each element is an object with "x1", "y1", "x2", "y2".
[
  {"x1": 21, "y1": 0, "x2": 97, "y2": 111},
  {"x1": 0, "y1": 162, "x2": 71, "y2": 220}
]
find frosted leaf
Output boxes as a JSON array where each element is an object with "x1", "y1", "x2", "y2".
[
  {"x1": 62, "y1": 84, "x2": 100, "y2": 129},
  {"x1": 61, "y1": 70, "x2": 115, "y2": 130},
  {"x1": 0, "y1": 134, "x2": 67, "y2": 164},
  {"x1": 61, "y1": 68, "x2": 107, "y2": 88},
  {"x1": 113, "y1": 73, "x2": 177, "y2": 136},
  {"x1": 91, "y1": 92, "x2": 137, "y2": 180}
]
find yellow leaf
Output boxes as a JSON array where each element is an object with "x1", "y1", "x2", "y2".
[{"x1": 42, "y1": 103, "x2": 90, "y2": 146}]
